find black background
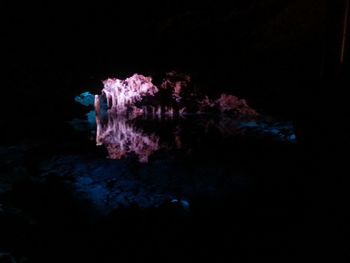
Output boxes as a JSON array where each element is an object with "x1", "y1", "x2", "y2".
[{"x1": 2, "y1": 0, "x2": 332, "y2": 143}]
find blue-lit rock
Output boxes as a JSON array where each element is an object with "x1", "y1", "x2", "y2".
[
  {"x1": 74, "y1": 92, "x2": 95, "y2": 107},
  {"x1": 39, "y1": 153, "x2": 251, "y2": 214},
  {"x1": 238, "y1": 121, "x2": 296, "y2": 142}
]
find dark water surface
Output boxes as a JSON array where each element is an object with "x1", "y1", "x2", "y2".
[{"x1": 0, "y1": 104, "x2": 314, "y2": 262}]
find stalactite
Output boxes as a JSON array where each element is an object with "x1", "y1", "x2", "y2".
[{"x1": 101, "y1": 74, "x2": 158, "y2": 114}]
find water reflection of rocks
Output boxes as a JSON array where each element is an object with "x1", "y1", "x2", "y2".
[
  {"x1": 95, "y1": 110, "x2": 296, "y2": 163},
  {"x1": 96, "y1": 113, "x2": 160, "y2": 163}
]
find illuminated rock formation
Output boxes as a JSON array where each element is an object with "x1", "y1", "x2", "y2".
[
  {"x1": 93, "y1": 72, "x2": 258, "y2": 119},
  {"x1": 101, "y1": 74, "x2": 158, "y2": 113},
  {"x1": 216, "y1": 94, "x2": 258, "y2": 116},
  {"x1": 161, "y1": 71, "x2": 191, "y2": 102}
]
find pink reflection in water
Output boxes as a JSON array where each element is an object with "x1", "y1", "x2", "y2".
[{"x1": 95, "y1": 111, "x2": 159, "y2": 163}]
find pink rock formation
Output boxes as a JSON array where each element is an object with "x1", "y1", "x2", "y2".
[
  {"x1": 161, "y1": 71, "x2": 191, "y2": 102},
  {"x1": 216, "y1": 94, "x2": 258, "y2": 116},
  {"x1": 101, "y1": 74, "x2": 158, "y2": 113}
]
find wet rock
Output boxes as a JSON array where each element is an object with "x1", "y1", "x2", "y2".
[
  {"x1": 74, "y1": 91, "x2": 95, "y2": 107},
  {"x1": 39, "y1": 151, "x2": 253, "y2": 215}
]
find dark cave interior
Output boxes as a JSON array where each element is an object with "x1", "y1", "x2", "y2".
[{"x1": 1, "y1": 1, "x2": 349, "y2": 262}]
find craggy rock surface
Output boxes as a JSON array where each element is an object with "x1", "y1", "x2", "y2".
[{"x1": 0, "y1": 137, "x2": 307, "y2": 262}]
